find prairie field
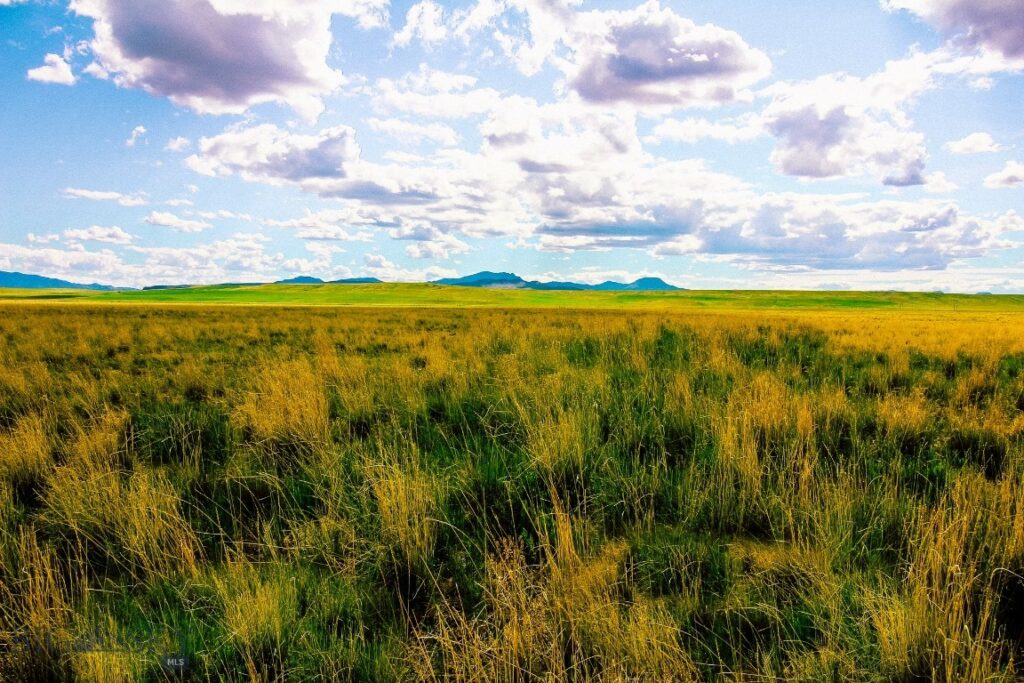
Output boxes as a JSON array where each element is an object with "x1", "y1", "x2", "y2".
[{"x1": 2, "y1": 292, "x2": 1024, "y2": 681}]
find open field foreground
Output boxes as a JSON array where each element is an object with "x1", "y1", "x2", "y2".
[{"x1": 2, "y1": 296, "x2": 1024, "y2": 681}]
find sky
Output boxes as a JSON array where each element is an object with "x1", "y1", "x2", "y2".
[{"x1": 1, "y1": 0, "x2": 1023, "y2": 291}]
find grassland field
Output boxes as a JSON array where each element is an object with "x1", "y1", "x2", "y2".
[
  {"x1": 4, "y1": 282, "x2": 1024, "y2": 311},
  {"x1": 2, "y1": 286, "x2": 1024, "y2": 682}
]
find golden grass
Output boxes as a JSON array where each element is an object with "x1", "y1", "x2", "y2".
[
  {"x1": 42, "y1": 414, "x2": 200, "y2": 580},
  {"x1": 367, "y1": 444, "x2": 442, "y2": 568},
  {"x1": 0, "y1": 302, "x2": 1023, "y2": 681},
  {"x1": 0, "y1": 412, "x2": 50, "y2": 490},
  {"x1": 416, "y1": 516, "x2": 699, "y2": 682},
  {"x1": 233, "y1": 357, "x2": 330, "y2": 455}
]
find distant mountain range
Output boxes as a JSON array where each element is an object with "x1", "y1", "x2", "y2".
[
  {"x1": 0, "y1": 269, "x2": 681, "y2": 292},
  {"x1": 433, "y1": 271, "x2": 682, "y2": 291},
  {"x1": 276, "y1": 271, "x2": 680, "y2": 290},
  {"x1": 0, "y1": 270, "x2": 116, "y2": 291},
  {"x1": 275, "y1": 276, "x2": 384, "y2": 285}
]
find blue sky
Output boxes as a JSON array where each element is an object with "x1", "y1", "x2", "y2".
[{"x1": 1, "y1": 0, "x2": 1022, "y2": 290}]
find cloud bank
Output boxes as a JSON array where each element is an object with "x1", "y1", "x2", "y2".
[{"x1": 70, "y1": 0, "x2": 389, "y2": 120}]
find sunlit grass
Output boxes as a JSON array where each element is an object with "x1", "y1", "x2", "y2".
[{"x1": 0, "y1": 299, "x2": 1022, "y2": 681}]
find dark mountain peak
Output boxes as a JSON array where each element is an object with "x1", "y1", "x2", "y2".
[
  {"x1": 330, "y1": 277, "x2": 383, "y2": 284},
  {"x1": 435, "y1": 271, "x2": 526, "y2": 287},
  {"x1": 0, "y1": 270, "x2": 116, "y2": 291},
  {"x1": 628, "y1": 277, "x2": 678, "y2": 291},
  {"x1": 592, "y1": 281, "x2": 628, "y2": 291},
  {"x1": 276, "y1": 276, "x2": 324, "y2": 284}
]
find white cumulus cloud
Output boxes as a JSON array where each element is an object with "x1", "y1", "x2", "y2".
[
  {"x1": 26, "y1": 53, "x2": 76, "y2": 85},
  {"x1": 393, "y1": 0, "x2": 447, "y2": 47},
  {"x1": 144, "y1": 211, "x2": 213, "y2": 233},
  {"x1": 165, "y1": 136, "x2": 191, "y2": 152},
  {"x1": 884, "y1": 0, "x2": 1024, "y2": 60},
  {"x1": 647, "y1": 114, "x2": 763, "y2": 144},
  {"x1": 186, "y1": 124, "x2": 359, "y2": 183},
  {"x1": 63, "y1": 226, "x2": 135, "y2": 244},
  {"x1": 126, "y1": 125, "x2": 147, "y2": 147},
  {"x1": 63, "y1": 187, "x2": 147, "y2": 206},
  {"x1": 69, "y1": 0, "x2": 389, "y2": 120},
  {"x1": 945, "y1": 132, "x2": 1003, "y2": 154},
  {"x1": 568, "y1": 0, "x2": 771, "y2": 107},
  {"x1": 984, "y1": 161, "x2": 1024, "y2": 189},
  {"x1": 362, "y1": 253, "x2": 456, "y2": 281}
]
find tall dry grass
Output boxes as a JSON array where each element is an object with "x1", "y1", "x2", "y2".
[{"x1": 0, "y1": 302, "x2": 1022, "y2": 681}]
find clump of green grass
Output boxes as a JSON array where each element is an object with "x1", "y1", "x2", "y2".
[
  {"x1": 211, "y1": 557, "x2": 298, "y2": 678},
  {"x1": 233, "y1": 357, "x2": 329, "y2": 461},
  {"x1": 0, "y1": 412, "x2": 51, "y2": 505},
  {"x1": 366, "y1": 443, "x2": 443, "y2": 569},
  {"x1": 42, "y1": 413, "x2": 200, "y2": 580},
  {"x1": 0, "y1": 529, "x2": 77, "y2": 681},
  {"x1": 130, "y1": 402, "x2": 233, "y2": 468}
]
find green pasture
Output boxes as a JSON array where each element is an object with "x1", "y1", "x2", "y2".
[{"x1": 2, "y1": 282, "x2": 1022, "y2": 311}]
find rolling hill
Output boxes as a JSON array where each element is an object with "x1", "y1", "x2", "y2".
[{"x1": 0, "y1": 270, "x2": 116, "y2": 290}]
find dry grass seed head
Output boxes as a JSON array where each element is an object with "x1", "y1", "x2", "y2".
[{"x1": 234, "y1": 357, "x2": 329, "y2": 452}]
